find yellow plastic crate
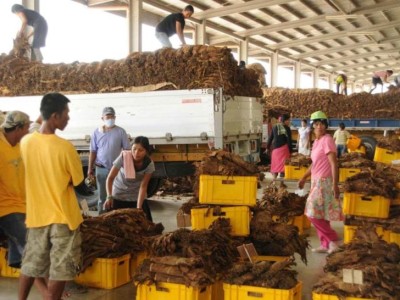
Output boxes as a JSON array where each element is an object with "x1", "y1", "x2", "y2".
[
  {"x1": 343, "y1": 193, "x2": 390, "y2": 219},
  {"x1": 223, "y1": 282, "x2": 302, "y2": 300},
  {"x1": 303, "y1": 215, "x2": 311, "y2": 229},
  {"x1": 130, "y1": 251, "x2": 148, "y2": 278},
  {"x1": 284, "y1": 165, "x2": 308, "y2": 180},
  {"x1": 313, "y1": 292, "x2": 373, "y2": 300},
  {"x1": 389, "y1": 231, "x2": 400, "y2": 246},
  {"x1": 252, "y1": 256, "x2": 291, "y2": 262},
  {"x1": 75, "y1": 254, "x2": 131, "y2": 289},
  {"x1": 191, "y1": 206, "x2": 250, "y2": 236},
  {"x1": 136, "y1": 282, "x2": 212, "y2": 300},
  {"x1": 344, "y1": 225, "x2": 390, "y2": 244},
  {"x1": 373, "y1": 147, "x2": 400, "y2": 164},
  {"x1": 0, "y1": 248, "x2": 20, "y2": 278},
  {"x1": 199, "y1": 175, "x2": 257, "y2": 206},
  {"x1": 339, "y1": 168, "x2": 361, "y2": 183}
]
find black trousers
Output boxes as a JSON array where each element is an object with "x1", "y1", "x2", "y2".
[{"x1": 112, "y1": 199, "x2": 153, "y2": 222}]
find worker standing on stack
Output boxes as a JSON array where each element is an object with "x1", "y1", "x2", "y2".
[
  {"x1": 19, "y1": 93, "x2": 84, "y2": 300},
  {"x1": 369, "y1": 69, "x2": 393, "y2": 93},
  {"x1": 335, "y1": 73, "x2": 348, "y2": 95},
  {"x1": 87, "y1": 107, "x2": 130, "y2": 214},
  {"x1": 155, "y1": 5, "x2": 194, "y2": 48},
  {"x1": 11, "y1": 4, "x2": 48, "y2": 62},
  {"x1": 0, "y1": 111, "x2": 30, "y2": 270}
]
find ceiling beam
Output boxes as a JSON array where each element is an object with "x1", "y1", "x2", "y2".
[
  {"x1": 271, "y1": 19, "x2": 400, "y2": 49},
  {"x1": 350, "y1": 0, "x2": 400, "y2": 15},
  {"x1": 194, "y1": 0, "x2": 295, "y2": 20},
  {"x1": 87, "y1": 0, "x2": 115, "y2": 6},
  {"x1": 330, "y1": 57, "x2": 400, "y2": 71},
  {"x1": 294, "y1": 42, "x2": 387, "y2": 59},
  {"x1": 315, "y1": 49, "x2": 400, "y2": 66}
]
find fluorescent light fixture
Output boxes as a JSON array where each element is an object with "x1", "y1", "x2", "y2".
[
  {"x1": 347, "y1": 31, "x2": 376, "y2": 36},
  {"x1": 325, "y1": 14, "x2": 359, "y2": 20}
]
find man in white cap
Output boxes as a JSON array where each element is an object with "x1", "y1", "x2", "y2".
[
  {"x1": 0, "y1": 111, "x2": 30, "y2": 270},
  {"x1": 87, "y1": 107, "x2": 130, "y2": 214}
]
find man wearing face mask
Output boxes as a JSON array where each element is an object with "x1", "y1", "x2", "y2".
[{"x1": 87, "y1": 107, "x2": 130, "y2": 214}]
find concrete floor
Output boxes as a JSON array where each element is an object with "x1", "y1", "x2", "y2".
[{"x1": 0, "y1": 176, "x2": 344, "y2": 300}]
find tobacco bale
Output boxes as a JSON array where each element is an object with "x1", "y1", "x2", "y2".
[
  {"x1": 337, "y1": 152, "x2": 375, "y2": 169},
  {"x1": 285, "y1": 153, "x2": 312, "y2": 167},
  {"x1": 224, "y1": 258, "x2": 298, "y2": 289},
  {"x1": 377, "y1": 137, "x2": 400, "y2": 152},
  {"x1": 0, "y1": 45, "x2": 262, "y2": 97},
  {"x1": 79, "y1": 208, "x2": 164, "y2": 272},
  {"x1": 158, "y1": 176, "x2": 195, "y2": 196},
  {"x1": 262, "y1": 87, "x2": 400, "y2": 119}
]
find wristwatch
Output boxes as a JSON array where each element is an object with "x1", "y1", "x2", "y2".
[{"x1": 106, "y1": 195, "x2": 114, "y2": 200}]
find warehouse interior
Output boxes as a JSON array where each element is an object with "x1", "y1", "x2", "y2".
[{"x1": 1, "y1": 1, "x2": 400, "y2": 300}]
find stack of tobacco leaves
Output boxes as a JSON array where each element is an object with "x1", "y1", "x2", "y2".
[
  {"x1": 80, "y1": 209, "x2": 164, "y2": 271},
  {"x1": 193, "y1": 149, "x2": 262, "y2": 197},
  {"x1": 158, "y1": 176, "x2": 195, "y2": 196},
  {"x1": 337, "y1": 152, "x2": 375, "y2": 169},
  {"x1": 258, "y1": 181, "x2": 307, "y2": 218},
  {"x1": 134, "y1": 256, "x2": 214, "y2": 288},
  {"x1": 263, "y1": 87, "x2": 400, "y2": 119},
  {"x1": 224, "y1": 258, "x2": 298, "y2": 289},
  {"x1": 248, "y1": 209, "x2": 309, "y2": 264},
  {"x1": 343, "y1": 169, "x2": 398, "y2": 199},
  {"x1": 0, "y1": 45, "x2": 262, "y2": 97},
  {"x1": 313, "y1": 226, "x2": 400, "y2": 299},
  {"x1": 345, "y1": 214, "x2": 400, "y2": 233},
  {"x1": 143, "y1": 227, "x2": 238, "y2": 280},
  {"x1": 377, "y1": 137, "x2": 400, "y2": 152},
  {"x1": 285, "y1": 153, "x2": 312, "y2": 167}
]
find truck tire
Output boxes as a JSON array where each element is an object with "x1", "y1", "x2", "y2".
[
  {"x1": 147, "y1": 178, "x2": 162, "y2": 197},
  {"x1": 360, "y1": 136, "x2": 377, "y2": 160}
]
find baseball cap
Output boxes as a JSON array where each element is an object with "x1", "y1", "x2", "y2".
[
  {"x1": 102, "y1": 107, "x2": 115, "y2": 116},
  {"x1": 1, "y1": 111, "x2": 30, "y2": 129}
]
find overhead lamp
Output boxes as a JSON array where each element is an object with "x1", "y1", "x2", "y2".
[
  {"x1": 347, "y1": 31, "x2": 376, "y2": 36},
  {"x1": 325, "y1": 14, "x2": 359, "y2": 20}
]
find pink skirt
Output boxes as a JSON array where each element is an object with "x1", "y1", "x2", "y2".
[{"x1": 270, "y1": 144, "x2": 290, "y2": 173}]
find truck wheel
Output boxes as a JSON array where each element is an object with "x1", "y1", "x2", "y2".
[
  {"x1": 360, "y1": 136, "x2": 377, "y2": 160},
  {"x1": 147, "y1": 178, "x2": 162, "y2": 197}
]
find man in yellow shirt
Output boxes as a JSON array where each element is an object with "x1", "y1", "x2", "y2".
[
  {"x1": 0, "y1": 111, "x2": 30, "y2": 269},
  {"x1": 19, "y1": 93, "x2": 84, "y2": 300}
]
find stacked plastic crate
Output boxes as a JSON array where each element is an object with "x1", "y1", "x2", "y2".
[{"x1": 0, "y1": 247, "x2": 20, "y2": 278}]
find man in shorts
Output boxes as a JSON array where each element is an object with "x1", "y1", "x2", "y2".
[{"x1": 19, "y1": 93, "x2": 84, "y2": 300}]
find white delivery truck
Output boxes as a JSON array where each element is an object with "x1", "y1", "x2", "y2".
[{"x1": 1, "y1": 88, "x2": 263, "y2": 194}]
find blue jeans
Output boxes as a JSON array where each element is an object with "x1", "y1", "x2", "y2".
[
  {"x1": 0, "y1": 213, "x2": 26, "y2": 268},
  {"x1": 155, "y1": 31, "x2": 172, "y2": 48},
  {"x1": 336, "y1": 144, "x2": 346, "y2": 158},
  {"x1": 96, "y1": 166, "x2": 110, "y2": 214}
]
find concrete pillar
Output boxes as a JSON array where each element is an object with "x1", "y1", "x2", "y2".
[
  {"x1": 128, "y1": 0, "x2": 142, "y2": 53},
  {"x1": 328, "y1": 74, "x2": 334, "y2": 90},
  {"x1": 270, "y1": 51, "x2": 278, "y2": 87},
  {"x1": 195, "y1": 20, "x2": 207, "y2": 45},
  {"x1": 294, "y1": 60, "x2": 301, "y2": 88},
  {"x1": 239, "y1": 38, "x2": 249, "y2": 64},
  {"x1": 22, "y1": 0, "x2": 39, "y2": 10},
  {"x1": 313, "y1": 68, "x2": 319, "y2": 88}
]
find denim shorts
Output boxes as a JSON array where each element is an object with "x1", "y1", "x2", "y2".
[{"x1": 21, "y1": 224, "x2": 82, "y2": 281}]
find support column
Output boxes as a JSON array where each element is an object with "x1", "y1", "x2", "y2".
[
  {"x1": 22, "y1": 0, "x2": 38, "y2": 10},
  {"x1": 195, "y1": 20, "x2": 207, "y2": 45},
  {"x1": 128, "y1": 0, "x2": 142, "y2": 53},
  {"x1": 270, "y1": 51, "x2": 279, "y2": 87},
  {"x1": 328, "y1": 74, "x2": 334, "y2": 91},
  {"x1": 294, "y1": 60, "x2": 301, "y2": 88},
  {"x1": 238, "y1": 38, "x2": 249, "y2": 64},
  {"x1": 313, "y1": 68, "x2": 319, "y2": 89}
]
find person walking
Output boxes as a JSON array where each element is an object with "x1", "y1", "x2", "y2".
[
  {"x1": 19, "y1": 93, "x2": 84, "y2": 300},
  {"x1": 296, "y1": 119, "x2": 311, "y2": 156},
  {"x1": 155, "y1": 5, "x2": 194, "y2": 48},
  {"x1": 369, "y1": 69, "x2": 393, "y2": 93},
  {"x1": 333, "y1": 122, "x2": 350, "y2": 158},
  {"x1": 335, "y1": 73, "x2": 348, "y2": 95},
  {"x1": 0, "y1": 111, "x2": 30, "y2": 269},
  {"x1": 11, "y1": 4, "x2": 48, "y2": 62},
  {"x1": 103, "y1": 136, "x2": 155, "y2": 221},
  {"x1": 298, "y1": 111, "x2": 343, "y2": 254},
  {"x1": 266, "y1": 114, "x2": 293, "y2": 179},
  {"x1": 87, "y1": 107, "x2": 130, "y2": 214}
]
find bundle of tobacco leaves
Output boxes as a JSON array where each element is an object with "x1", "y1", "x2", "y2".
[
  {"x1": 337, "y1": 152, "x2": 375, "y2": 169},
  {"x1": 285, "y1": 153, "x2": 312, "y2": 167}
]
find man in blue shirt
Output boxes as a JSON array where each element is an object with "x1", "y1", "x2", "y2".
[
  {"x1": 155, "y1": 5, "x2": 194, "y2": 48},
  {"x1": 87, "y1": 107, "x2": 130, "y2": 214}
]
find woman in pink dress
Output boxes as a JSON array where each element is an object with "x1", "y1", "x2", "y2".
[{"x1": 298, "y1": 111, "x2": 343, "y2": 254}]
